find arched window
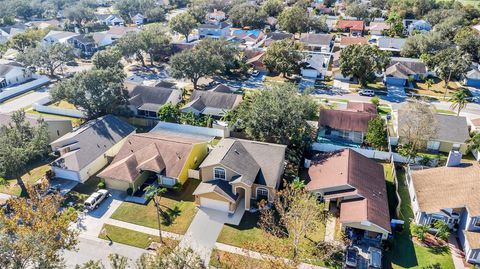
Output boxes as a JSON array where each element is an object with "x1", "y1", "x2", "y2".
[
  {"x1": 256, "y1": 187, "x2": 269, "y2": 199},
  {"x1": 214, "y1": 167, "x2": 226, "y2": 180}
]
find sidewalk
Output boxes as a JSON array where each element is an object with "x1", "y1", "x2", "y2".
[
  {"x1": 448, "y1": 235, "x2": 469, "y2": 269},
  {"x1": 104, "y1": 218, "x2": 183, "y2": 241}
]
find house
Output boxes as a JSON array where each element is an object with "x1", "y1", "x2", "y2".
[
  {"x1": 209, "y1": 84, "x2": 236, "y2": 94},
  {"x1": 393, "y1": 108, "x2": 470, "y2": 154},
  {"x1": 0, "y1": 113, "x2": 72, "y2": 142},
  {"x1": 263, "y1": 32, "x2": 293, "y2": 47},
  {"x1": 317, "y1": 102, "x2": 378, "y2": 144},
  {"x1": 126, "y1": 83, "x2": 182, "y2": 118},
  {"x1": 93, "y1": 26, "x2": 140, "y2": 47},
  {"x1": 0, "y1": 62, "x2": 33, "y2": 89},
  {"x1": 193, "y1": 138, "x2": 286, "y2": 213},
  {"x1": 464, "y1": 69, "x2": 480, "y2": 88},
  {"x1": 299, "y1": 33, "x2": 334, "y2": 53},
  {"x1": 230, "y1": 29, "x2": 265, "y2": 48},
  {"x1": 42, "y1": 30, "x2": 79, "y2": 44},
  {"x1": 207, "y1": 9, "x2": 226, "y2": 22},
  {"x1": 0, "y1": 24, "x2": 27, "y2": 44},
  {"x1": 301, "y1": 53, "x2": 330, "y2": 79},
  {"x1": 384, "y1": 57, "x2": 428, "y2": 86},
  {"x1": 339, "y1": 36, "x2": 368, "y2": 48},
  {"x1": 98, "y1": 130, "x2": 212, "y2": 192},
  {"x1": 68, "y1": 35, "x2": 97, "y2": 57},
  {"x1": 96, "y1": 14, "x2": 125, "y2": 26},
  {"x1": 245, "y1": 50, "x2": 266, "y2": 71},
  {"x1": 198, "y1": 21, "x2": 231, "y2": 39},
  {"x1": 27, "y1": 19, "x2": 62, "y2": 30},
  {"x1": 407, "y1": 20, "x2": 431, "y2": 35},
  {"x1": 307, "y1": 149, "x2": 391, "y2": 240},
  {"x1": 377, "y1": 37, "x2": 406, "y2": 54},
  {"x1": 131, "y1": 13, "x2": 147, "y2": 26},
  {"x1": 50, "y1": 115, "x2": 136, "y2": 183},
  {"x1": 472, "y1": 23, "x2": 480, "y2": 34},
  {"x1": 368, "y1": 22, "x2": 390, "y2": 36},
  {"x1": 336, "y1": 20, "x2": 364, "y2": 36},
  {"x1": 181, "y1": 90, "x2": 243, "y2": 118},
  {"x1": 406, "y1": 157, "x2": 480, "y2": 264}
]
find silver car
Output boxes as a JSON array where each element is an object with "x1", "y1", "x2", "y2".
[{"x1": 84, "y1": 189, "x2": 110, "y2": 211}]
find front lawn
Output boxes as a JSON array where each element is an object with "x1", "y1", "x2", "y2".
[
  {"x1": 210, "y1": 249, "x2": 267, "y2": 268},
  {"x1": 385, "y1": 167, "x2": 454, "y2": 269},
  {"x1": 412, "y1": 78, "x2": 464, "y2": 98},
  {"x1": 0, "y1": 161, "x2": 50, "y2": 196},
  {"x1": 98, "y1": 224, "x2": 178, "y2": 250},
  {"x1": 110, "y1": 179, "x2": 199, "y2": 235}
]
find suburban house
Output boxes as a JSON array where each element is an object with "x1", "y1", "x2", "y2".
[
  {"x1": 42, "y1": 30, "x2": 79, "y2": 44},
  {"x1": 263, "y1": 32, "x2": 293, "y2": 47},
  {"x1": 0, "y1": 24, "x2": 27, "y2": 44},
  {"x1": 230, "y1": 29, "x2": 265, "y2": 49},
  {"x1": 464, "y1": 69, "x2": 480, "y2": 88},
  {"x1": 126, "y1": 83, "x2": 182, "y2": 118},
  {"x1": 384, "y1": 57, "x2": 428, "y2": 87},
  {"x1": 307, "y1": 149, "x2": 391, "y2": 240},
  {"x1": 0, "y1": 62, "x2": 33, "y2": 89},
  {"x1": 68, "y1": 35, "x2": 97, "y2": 57},
  {"x1": 93, "y1": 26, "x2": 140, "y2": 47},
  {"x1": 96, "y1": 14, "x2": 125, "y2": 26},
  {"x1": 193, "y1": 138, "x2": 286, "y2": 213},
  {"x1": 368, "y1": 21, "x2": 390, "y2": 36},
  {"x1": 406, "y1": 156, "x2": 480, "y2": 264},
  {"x1": 336, "y1": 20, "x2": 365, "y2": 36},
  {"x1": 0, "y1": 113, "x2": 72, "y2": 142},
  {"x1": 131, "y1": 13, "x2": 147, "y2": 25},
  {"x1": 181, "y1": 90, "x2": 243, "y2": 118},
  {"x1": 207, "y1": 9, "x2": 226, "y2": 22},
  {"x1": 27, "y1": 19, "x2": 62, "y2": 30},
  {"x1": 198, "y1": 22, "x2": 231, "y2": 39},
  {"x1": 392, "y1": 108, "x2": 470, "y2": 154},
  {"x1": 339, "y1": 36, "x2": 368, "y2": 48},
  {"x1": 377, "y1": 37, "x2": 407, "y2": 54},
  {"x1": 407, "y1": 19, "x2": 431, "y2": 35},
  {"x1": 299, "y1": 33, "x2": 334, "y2": 53},
  {"x1": 209, "y1": 84, "x2": 236, "y2": 94},
  {"x1": 245, "y1": 50, "x2": 266, "y2": 71},
  {"x1": 317, "y1": 102, "x2": 378, "y2": 145},
  {"x1": 301, "y1": 53, "x2": 330, "y2": 79},
  {"x1": 50, "y1": 115, "x2": 136, "y2": 183},
  {"x1": 98, "y1": 130, "x2": 212, "y2": 192}
]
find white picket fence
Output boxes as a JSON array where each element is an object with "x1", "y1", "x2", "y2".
[
  {"x1": 32, "y1": 96, "x2": 86, "y2": 118},
  {"x1": 0, "y1": 75, "x2": 50, "y2": 102}
]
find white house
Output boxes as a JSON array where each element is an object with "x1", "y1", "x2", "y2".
[
  {"x1": 301, "y1": 53, "x2": 330, "y2": 79},
  {"x1": 0, "y1": 24, "x2": 27, "y2": 44},
  {"x1": 50, "y1": 115, "x2": 135, "y2": 183},
  {"x1": 0, "y1": 63, "x2": 33, "y2": 89},
  {"x1": 131, "y1": 13, "x2": 147, "y2": 26},
  {"x1": 42, "y1": 30, "x2": 79, "y2": 44},
  {"x1": 96, "y1": 14, "x2": 125, "y2": 26}
]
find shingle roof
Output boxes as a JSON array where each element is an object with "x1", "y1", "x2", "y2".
[
  {"x1": 0, "y1": 63, "x2": 24, "y2": 77},
  {"x1": 386, "y1": 58, "x2": 427, "y2": 76},
  {"x1": 300, "y1": 33, "x2": 333, "y2": 46},
  {"x1": 199, "y1": 21, "x2": 230, "y2": 29},
  {"x1": 411, "y1": 163, "x2": 480, "y2": 215},
  {"x1": 199, "y1": 138, "x2": 286, "y2": 188},
  {"x1": 126, "y1": 84, "x2": 182, "y2": 112},
  {"x1": 378, "y1": 37, "x2": 406, "y2": 51},
  {"x1": 0, "y1": 113, "x2": 70, "y2": 126},
  {"x1": 51, "y1": 115, "x2": 135, "y2": 171},
  {"x1": 44, "y1": 30, "x2": 78, "y2": 40},
  {"x1": 318, "y1": 106, "x2": 377, "y2": 133},
  {"x1": 182, "y1": 90, "x2": 243, "y2": 116},
  {"x1": 346, "y1": 102, "x2": 377, "y2": 114},
  {"x1": 98, "y1": 132, "x2": 209, "y2": 182},
  {"x1": 307, "y1": 149, "x2": 391, "y2": 232},
  {"x1": 209, "y1": 84, "x2": 236, "y2": 93},
  {"x1": 368, "y1": 22, "x2": 390, "y2": 32},
  {"x1": 192, "y1": 179, "x2": 237, "y2": 202},
  {"x1": 340, "y1": 37, "x2": 368, "y2": 46}
]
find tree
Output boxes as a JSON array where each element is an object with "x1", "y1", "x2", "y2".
[
  {"x1": 426, "y1": 48, "x2": 471, "y2": 99},
  {"x1": 169, "y1": 13, "x2": 197, "y2": 43},
  {"x1": 411, "y1": 223, "x2": 429, "y2": 241},
  {"x1": 237, "y1": 83, "x2": 317, "y2": 159},
  {"x1": 401, "y1": 32, "x2": 451, "y2": 58},
  {"x1": 116, "y1": 31, "x2": 145, "y2": 66},
  {"x1": 17, "y1": 43, "x2": 75, "y2": 77},
  {"x1": 169, "y1": 47, "x2": 224, "y2": 89},
  {"x1": 264, "y1": 39, "x2": 303, "y2": 77},
  {"x1": 51, "y1": 67, "x2": 129, "y2": 119},
  {"x1": 144, "y1": 185, "x2": 167, "y2": 244},
  {"x1": 308, "y1": 16, "x2": 329, "y2": 33},
  {"x1": 195, "y1": 38, "x2": 239, "y2": 73},
  {"x1": 92, "y1": 48, "x2": 123, "y2": 69},
  {"x1": 0, "y1": 110, "x2": 49, "y2": 195},
  {"x1": 259, "y1": 181, "x2": 327, "y2": 259},
  {"x1": 8, "y1": 29, "x2": 47, "y2": 53},
  {"x1": 261, "y1": 0, "x2": 284, "y2": 17},
  {"x1": 425, "y1": 78, "x2": 434, "y2": 91},
  {"x1": 277, "y1": 5, "x2": 309, "y2": 35},
  {"x1": 345, "y1": 2, "x2": 369, "y2": 20},
  {"x1": 339, "y1": 44, "x2": 390, "y2": 86},
  {"x1": 228, "y1": 3, "x2": 267, "y2": 28},
  {"x1": 64, "y1": 4, "x2": 95, "y2": 26},
  {"x1": 0, "y1": 183, "x2": 78, "y2": 269},
  {"x1": 467, "y1": 132, "x2": 480, "y2": 154},
  {"x1": 449, "y1": 89, "x2": 470, "y2": 116},
  {"x1": 157, "y1": 103, "x2": 180, "y2": 123},
  {"x1": 139, "y1": 24, "x2": 171, "y2": 65},
  {"x1": 365, "y1": 116, "x2": 388, "y2": 150},
  {"x1": 454, "y1": 27, "x2": 480, "y2": 62},
  {"x1": 145, "y1": 6, "x2": 166, "y2": 23}
]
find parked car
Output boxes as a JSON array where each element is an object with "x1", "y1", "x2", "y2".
[
  {"x1": 368, "y1": 247, "x2": 382, "y2": 268},
  {"x1": 251, "y1": 70, "x2": 260, "y2": 77},
  {"x1": 345, "y1": 246, "x2": 358, "y2": 267},
  {"x1": 359, "y1": 89, "x2": 375, "y2": 96},
  {"x1": 84, "y1": 189, "x2": 110, "y2": 211}
]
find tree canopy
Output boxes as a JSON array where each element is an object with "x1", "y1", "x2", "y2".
[
  {"x1": 277, "y1": 5, "x2": 309, "y2": 35},
  {"x1": 169, "y1": 12, "x2": 197, "y2": 43},
  {"x1": 17, "y1": 43, "x2": 75, "y2": 77},
  {"x1": 264, "y1": 39, "x2": 303, "y2": 77},
  {"x1": 228, "y1": 3, "x2": 267, "y2": 28}
]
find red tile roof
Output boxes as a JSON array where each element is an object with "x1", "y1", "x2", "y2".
[{"x1": 337, "y1": 20, "x2": 365, "y2": 31}]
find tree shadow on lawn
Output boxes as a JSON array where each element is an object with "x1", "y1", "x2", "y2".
[
  {"x1": 160, "y1": 205, "x2": 181, "y2": 226},
  {"x1": 163, "y1": 179, "x2": 200, "y2": 202}
]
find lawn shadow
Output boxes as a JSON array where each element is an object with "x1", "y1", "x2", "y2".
[
  {"x1": 161, "y1": 205, "x2": 182, "y2": 226},
  {"x1": 163, "y1": 178, "x2": 200, "y2": 202},
  {"x1": 224, "y1": 212, "x2": 260, "y2": 231}
]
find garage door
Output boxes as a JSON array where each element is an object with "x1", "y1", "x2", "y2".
[
  {"x1": 53, "y1": 167, "x2": 80, "y2": 182},
  {"x1": 302, "y1": 69, "x2": 319, "y2": 78},
  {"x1": 200, "y1": 197, "x2": 229, "y2": 212}
]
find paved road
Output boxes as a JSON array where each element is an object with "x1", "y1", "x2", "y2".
[{"x1": 0, "y1": 88, "x2": 49, "y2": 113}]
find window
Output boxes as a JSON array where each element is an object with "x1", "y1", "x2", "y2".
[
  {"x1": 214, "y1": 167, "x2": 226, "y2": 180},
  {"x1": 474, "y1": 218, "x2": 480, "y2": 228},
  {"x1": 257, "y1": 188, "x2": 268, "y2": 198}
]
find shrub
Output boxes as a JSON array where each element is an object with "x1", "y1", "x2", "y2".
[
  {"x1": 126, "y1": 187, "x2": 133, "y2": 196},
  {"x1": 371, "y1": 96, "x2": 380, "y2": 106},
  {"x1": 172, "y1": 182, "x2": 182, "y2": 193},
  {"x1": 411, "y1": 223, "x2": 429, "y2": 241},
  {"x1": 97, "y1": 180, "x2": 106, "y2": 189}
]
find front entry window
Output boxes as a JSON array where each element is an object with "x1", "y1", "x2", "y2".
[
  {"x1": 214, "y1": 167, "x2": 226, "y2": 180},
  {"x1": 257, "y1": 188, "x2": 269, "y2": 200}
]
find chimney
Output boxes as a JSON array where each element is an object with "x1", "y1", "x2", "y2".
[{"x1": 446, "y1": 150, "x2": 462, "y2": 167}]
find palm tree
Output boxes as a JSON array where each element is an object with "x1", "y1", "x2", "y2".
[
  {"x1": 449, "y1": 89, "x2": 469, "y2": 116},
  {"x1": 144, "y1": 185, "x2": 167, "y2": 243},
  {"x1": 467, "y1": 132, "x2": 480, "y2": 154}
]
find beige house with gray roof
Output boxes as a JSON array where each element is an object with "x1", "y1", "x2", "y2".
[{"x1": 193, "y1": 138, "x2": 286, "y2": 213}]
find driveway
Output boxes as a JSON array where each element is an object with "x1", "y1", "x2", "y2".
[
  {"x1": 0, "y1": 87, "x2": 49, "y2": 113},
  {"x1": 214, "y1": 73, "x2": 266, "y2": 90}
]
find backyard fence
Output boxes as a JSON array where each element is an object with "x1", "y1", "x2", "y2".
[
  {"x1": 32, "y1": 96, "x2": 86, "y2": 118},
  {"x1": 0, "y1": 75, "x2": 50, "y2": 102},
  {"x1": 151, "y1": 121, "x2": 229, "y2": 138}
]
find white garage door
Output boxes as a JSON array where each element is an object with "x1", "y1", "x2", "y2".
[
  {"x1": 53, "y1": 167, "x2": 80, "y2": 182},
  {"x1": 200, "y1": 197, "x2": 229, "y2": 212}
]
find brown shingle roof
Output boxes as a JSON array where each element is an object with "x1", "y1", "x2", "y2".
[
  {"x1": 340, "y1": 37, "x2": 368, "y2": 46},
  {"x1": 300, "y1": 33, "x2": 333, "y2": 46},
  {"x1": 465, "y1": 231, "x2": 480, "y2": 249},
  {"x1": 346, "y1": 101, "x2": 377, "y2": 114},
  {"x1": 318, "y1": 107, "x2": 377, "y2": 133},
  {"x1": 410, "y1": 163, "x2": 480, "y2": 215},
  {"x1": 307, "y1": 149, "x2": 390, "y2": 232}
]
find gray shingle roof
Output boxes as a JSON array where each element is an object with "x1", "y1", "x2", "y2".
[
  {"x1": 378, "y1": 37, "x2": 407, "y2": 51},
  {"x1": 300, "y1": 33, "x2": 333, "y2": 46},
  {"x1": 127, "y1": 84, "x2": 182, "y2": 112},
  {"x1": 182, "y1": 90, "x2": 242, "y2": 117}
]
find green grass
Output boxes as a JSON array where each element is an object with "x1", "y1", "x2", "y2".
[
  {"x1": 98, "y1": 224, "x2": 178, "y2": 249},
  {"x1": 436, "y1": 109, "x2": 456, "y2": 115},
  {"x1": 27, "y1": 109, "x2": 84, "y2": 127},
  {"x1": 210, "y1": 249, "x2": 268, "y2": 268},
  {"x1": 110, "y1": 179, "x2": 199, "y2": 235},
  {"x1": 385, "y1": 167, "x2": 455, "y2": 269},
  {"x1": 0, "y1": 161, "x2": 51, "y2": 196}
]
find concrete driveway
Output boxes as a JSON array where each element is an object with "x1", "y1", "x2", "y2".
[{"x1": 0, "y1": 87, "x2": 49, "y2": 113}]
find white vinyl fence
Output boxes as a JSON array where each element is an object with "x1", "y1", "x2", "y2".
[
  {"x1": 151, "y1": 121, "x2": 228, "y2": 138},
  {"x1": 0, "y1": 76, "x2": 50, "y2": 102},
  {"x1": 32, "y1": 96, "x2": 86, "y2": 118}
]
